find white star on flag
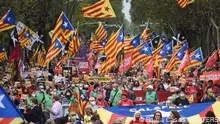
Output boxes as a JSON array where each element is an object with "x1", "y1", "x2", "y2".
[
  {"x1": 102, "y1": 42, "x2": 106, "y2": 46},
  {"x1": 143, "y1": 47, "x2": 148, "y2": 52},
  {"x1": 120, "y1": 34, "x2": 123, "y2": 40},
  {"x1": 160, "y1": 51, "x2": 163, "y2": 54},
  {"x1": 132, "y1": 40, "x2": 136, "y2": 44},
  {"x1": 0, "y1": 95, "x2": 5, "y2": 108},
  {"x1": 177, "y1": 52, "x2": 181, "y2": 57},
  {"x1": 167, "y1": 46, "x2": 171, "y2": 50},
  {"x1": 195, "y1": 53, "x2": 200, "y2": 59},
  {"x1": 7, "y1": 17, "x2": 11, "y2": 21},
  {"x1": 155, "y1": 40, "x2": 158, "y2": 43},
  {"x1": 63, "y1": 21, "x2": 68, "y2": 28},
  {"x1": 81, "y1": 94, "x2": 85, "y2": 99},
  {"x1": 26, "y1": 33, "x2": 29, "y2": 37}
]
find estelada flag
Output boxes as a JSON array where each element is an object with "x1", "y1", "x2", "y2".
[
  {"x1": 205, "y1": 50, "x2": 219, "y2": 68},
  {"x1": 0, "y1": 85, "x2": 24, "y2": 123},
  {"x1": 82, "y1": 0, "x2": 116, "y2": 18},
  {"x1": 118, "y1": 52, "x2": 132, "y2": 73},
  {"x1": 97, "y1": 102, "x2": 220, "y2": 124}
]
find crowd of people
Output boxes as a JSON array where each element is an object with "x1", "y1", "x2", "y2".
[{"x1": 0, "y1": 60, "x2": 220, "y2": 124}]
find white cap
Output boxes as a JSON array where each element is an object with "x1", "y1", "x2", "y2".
[{"x1": 147, "y1": 85, "x2": 153, "y2": 89}]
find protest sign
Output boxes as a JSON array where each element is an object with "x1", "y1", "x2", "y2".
[{"x1": 201, "y1": 71, "x2": 220, "y2": 84}]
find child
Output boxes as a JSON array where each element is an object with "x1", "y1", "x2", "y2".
[{"x1": 84, "y1": 107, "x2": 93, "y2": 124}]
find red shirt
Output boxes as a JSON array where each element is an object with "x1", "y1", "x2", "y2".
[
  {"x1": 119, "y1": 99, "x2": 133, "y2": 106},
  {"x1": 187, "y1": 86, "x2": 200, "y2": 93},
  {"x1": 129, "y1": 119, "x2": 147, "y2": 124}
]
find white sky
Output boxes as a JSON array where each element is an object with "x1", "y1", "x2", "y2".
[{"x1": 122, "y1": 0, "x2": 131, "y2": 23}]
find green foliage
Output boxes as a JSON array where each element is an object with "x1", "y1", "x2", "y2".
[
  {"x1": 130, "y1": 0, "x2": 220, "y2": 56},
  {"x1": 0, "y1": 0, "x2": 124, "y2": 49}
]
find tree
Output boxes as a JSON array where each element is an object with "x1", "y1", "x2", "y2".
[{"x1": 130, "y1": 0, "x2": 220, "y2": 56}]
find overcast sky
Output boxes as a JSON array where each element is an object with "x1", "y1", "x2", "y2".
[{"x1": 122, "y1": 0, "x2": 131, "y2": 23}]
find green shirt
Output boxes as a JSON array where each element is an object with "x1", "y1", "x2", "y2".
[
  {"x1": 109, "y1": 89, "x2": 122, "y2": 106},
  {"x1": 36, "y1": 92, "x2": 44, "y2": 104},
  {"x1": 43, "y1": 94, "x2": 52, "y2": 111},
  {"x1": 146, "y1": 91, "x2": 156, "y2": 104}
]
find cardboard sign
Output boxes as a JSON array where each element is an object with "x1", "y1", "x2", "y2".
[
  {"x1": 78, "y1": 61, "x2": 90, "y2": 74},
  {"x1": 62, "y1": 67, "x2": 72, "y2": 77}
]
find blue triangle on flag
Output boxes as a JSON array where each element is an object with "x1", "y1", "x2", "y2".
[
  {"x1": 176, "y1": 46, "x2": 186, "y2": 60},
  {"x1": 192, "y1": 47, "x2": 204, "y2": 62},
  {"x1": 55, "y1": 38, "x2": 63, "y2": 48},
  {"x1": 139, "y1": 42, "x2": 152, "y2": 56},
  {"x1": 0, "y1": 85, "x2": 24, "y2": 119},
  {"x1": 117, "y1": 25, "x2": 124, "y2": 42},
  {"x1": 130, "y1": 35, "x2": 140, "y2": 48},
  {"x1": 3, "y1": 9, "x2": 15, "y2": 25},
  {"x1": 62, "y1": 12, "x2": 74, "y2": 30},
  {"x1": 100, "y1": 39, "x2": 107, "y2": 47},
  {"x1": 24, "y1": 30, "x2": 31, "y2": 38}
]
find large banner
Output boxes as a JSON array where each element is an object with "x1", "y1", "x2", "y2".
[
  {"x1": 98, "y1": 102, "x2": 220, "y2": 124},
  {"x1": 200, "y1": 71, "x2": 220, "y2": 84}
]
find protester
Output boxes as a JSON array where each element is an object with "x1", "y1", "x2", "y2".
[
  {"x1": 84, "y1": 107, "x2": 93, "y2": 124},
  {"x1": 53, "y1": 111, "x2": 81, "y2": 124},
  {"x1": 118, "y1": 91, "x2": 134, "y2": 106},
  {"x1": 86, "y1": 97, "x2": 99, "y2": 113},
  {"x1": 173, "y1": 93, "x2": 189, "y2": 106},
  {"x1": 109, "y1": 83, "x2": 122, "y2": 106},
  {"x1": 90, "y1": 83, "x2": 101, "y2": 99},
  {"x1": 129, "y1": 111, "x2": 147, "y2": 124},
  {"x1": 201, "y1": 87, "x2": 216, "y2": 103},
  {"x1": 114, "y1": 117, "x2": 125, "y2": 124},
  {"x1": 24, "y1": 98, "x2": 42, "y2": 124},
  {"x1": 96, "y1": 94, "x2": 109, "y2": 107},
  {"x1": 133, "y1": 80, "x2": 142, "y2": 91},
  {"x1": 145, "y1": 85, "x2": 158, "y2": 104},
  {"x1": 47, "y1": 96, "x2": 63, "y2": 120},
  {"x1": 151, "y1": 111, "x2": 163, "y2": 124}
]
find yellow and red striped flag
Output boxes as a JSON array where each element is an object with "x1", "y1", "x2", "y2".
[
  {"x1": 131, "y1": 41, "x2": 147, "y2": 67},
  {"x1": 99, "y1": 25, "x2": 124, "y2": 73},
  {"x1": 123, "y1": 38, "x2": 133, "y2": 54},
  {"x1": 56, "y1": 54, "x2": 69, "y2": 68},
  {"x1": 141, "y1": 23, "x2": 151, "y2": 41},
  {"x1": 0, "y1": 9, "x2": 15, "y2": 32},
  {"x1": 18, "y1": 28, "x2": 31, "y2": 48},
  {"x1": 30, "y1": 44, "x2": 40, "y2": 62},
  {"x1": 37, "y1": 51, "x2": 45, "y2": 67},
  {"x1": 95, "y1": 23, "x2": 107, "y2": 42},
  {"x1": 45, "y1": 12, "x2": 74, "y2": 65},
  {"x1": 0, "y1": 51, "x2": 7, "y2": 62},
  {"x1": 177, "y1": 0, "x2": 195, "y2": 8},
  {"x1": 68, "y1": 29, "x2": 80, "y2": 57},
  {"x1": 82, "y1": 0, "x2": 116, "y2": 18}
]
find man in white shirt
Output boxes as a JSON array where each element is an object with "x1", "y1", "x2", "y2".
[{"x1": 47, "y1": 96, "x2": 63, "y2": 120}]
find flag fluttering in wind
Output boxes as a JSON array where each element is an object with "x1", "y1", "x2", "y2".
[
  {"x1": 77, "y1": 88, "x2": 88, "y2": 117},
  {"x1": 178, "y1": 50, "x2": 191, "y2": 74},
  {"x1": 0, "y1": 48, "x2": 7, "y2": 62},
  {"x1": 0, "y1": 9, "x2": 15, "y2": 32},
  {"x1": 177, "y1": 0, "x2": 195, "y2": 8},
  {"x1": 99, "y1": 25, "x2": 124, "y2": 74},
  {"x1": 82, "y1": 0, "x2": 116, "y2": 18},
  {"x1": 205, "y1": 50, "x2": 219, "y2": 68},
  {"x1": 9, "y1": 42, "x2": 21, "y2": 63},
  {"x1": 56, "y1": 53, "x2": 68, "y2": 68},
  {"x1": 18, "y1": 28, "x2": 31, "y2": 48},
  {"x1": 45, "y1": 12, "x2": 74, "y2": 65},
  {"x1": 95, "y1": 23, "x2": 107, "y2": 42},
  {"x1": 188, "y1": 47, "x2": 204, "y2": 68},
  {"x1": 68, "y1": 29, "x2": 80, "y2": 57},
  {"x1": 141, "y1": 23, "x2": 151, "y2": 41},
  {"x1": 0, "y1": 85, "x2": 24, "y2": 123},
  {"x1": 146, "y1": 57, "x2": 155, "y2": 79}
]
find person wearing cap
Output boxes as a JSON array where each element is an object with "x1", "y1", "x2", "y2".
[
  {"x1": 145, "y1": 85, "x2": 158, "y2": 105},
  {"x1": 118, "y1": 91, "x2": 133, "y2": 106},
  {"x1": 109, "y1": 83, "x2": 122, "y2": 106}
]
